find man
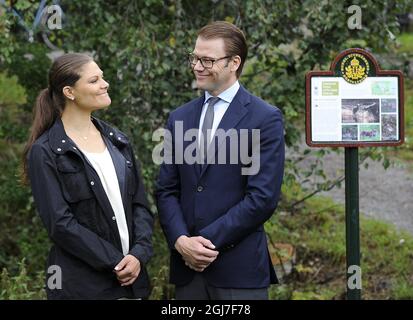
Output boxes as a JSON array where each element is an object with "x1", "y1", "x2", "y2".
[{"x1": 156, "y1": 21, "x2": 285, "y2": 300}]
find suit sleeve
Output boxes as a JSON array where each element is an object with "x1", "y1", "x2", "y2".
[
  {"x1": 155, "y1": 114, "x2": 190, "y2": 249},
  {"x1": 28, "y1": 143, "x2": 124, "y2": 271},
  {"x1": 198, "y1": 108, "x2": 285, "y2": 249}
]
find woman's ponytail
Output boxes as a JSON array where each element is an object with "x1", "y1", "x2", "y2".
[
  {"x1": 21, "y1": 87, "x2": 61, "y2": 184},
  {"x1": 32, "y1": 88, "x2": 60, "y2": 141}
]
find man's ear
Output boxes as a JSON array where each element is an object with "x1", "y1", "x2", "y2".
[
  {"x1": 63, "y1": 86, "x2": 75, "y2": 101},
  {"x1": 231, "y1": 55, "x2": 241, "y2": 73}
]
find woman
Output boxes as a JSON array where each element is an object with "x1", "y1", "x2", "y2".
[{"x1": 22, "y1": 53, "x2": 154, "y2": 300}]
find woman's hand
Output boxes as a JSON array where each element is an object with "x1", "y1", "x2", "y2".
[{"x1": 114, "y1": 255, "x2": 141, "y2": 286}]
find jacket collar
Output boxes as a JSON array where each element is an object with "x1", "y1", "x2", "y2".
[
  {"x1": 201, "y1": 84, "x2": 250, "y2": 114},
  {"x1": 204, "y1": 80, "x2": 240, "y2": 104},
  {"x1": 48, "y1": 116, "x2": 129, "y2": 155}
]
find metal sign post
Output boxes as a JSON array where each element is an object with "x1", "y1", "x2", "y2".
[
  {"x1": 305, "y1": 48, "x2": 404, "y2": 300},
  {"x1": 345, "y1": 147, "x2": 361, "y2": 300}
]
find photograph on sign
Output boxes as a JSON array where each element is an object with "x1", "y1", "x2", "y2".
[{"x1": 310, "y1": 76, "x2": 399, "y2": 143}]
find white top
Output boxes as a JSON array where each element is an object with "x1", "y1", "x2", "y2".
[
  {"x1": 198, "y1": 80, "x2": 240, "y2": 143},
  {"x1": 83, "y1": 147, "x2": 130, "y2": 256}
]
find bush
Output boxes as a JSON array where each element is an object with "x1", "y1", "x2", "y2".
[{"x1": 0, "y1": 259, "x2": 45, "y2": 300}]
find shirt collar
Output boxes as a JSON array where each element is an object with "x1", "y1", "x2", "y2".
[
  {"x1": 204, "y1": 80, "x2": 240, "y2": 104},
  {"x1": 48, "y1": 116, "x2": 129, "y2": 155}
]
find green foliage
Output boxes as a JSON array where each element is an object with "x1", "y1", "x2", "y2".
[
  {"x1": 397, "y1": 33, "x2": 413, "y2": 54},
  {"x1": 403, "y1": 80, "x2": 413, "y2": 158},
  {"x1": 361, "y1": 219, "x2": 413, "y2": 282},
  {"x1": 392, "y1": 279, "x2": 413, "y2": 299},
  {"x1": 0, "y1": 3, "x2": 16, "y2": 64},
  {"x1": 383, "y1": 32, "x2": 413, "y2": 165},
  {"x1": 269, "y1": 284, "x2": 293, "y2": 300},
  {"x1": 291, "y1": 288, "x2": 338, "y2": 300},
  {"x1": 0, "y1": 139, "x2": 49, "y2": 275},
  {"x1": 148, "y1": 265, "x2": 174, "y2": 300},
  {"x1": 5, "y1": 43, "x2": 50, "y2": 111},
  {"x1": 0, "y1": 72, "x2": 49, "y2": 296},
  {"x1": 0, "y1": 259, "x2": 45, "y2": 299},
  {"x1": 0, "y1": 72, "x2": 26, "y2": 105},
  {"x1": 147, "y1": 221, "x2": 174, "y2": 299},
  {"x1": 0, "y1": 72, "x2": 27, "y2": 141}
]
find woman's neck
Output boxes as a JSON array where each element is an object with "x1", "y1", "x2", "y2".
[{"x1": 61, "y1": 107, "x2": 93, "y2": 132}]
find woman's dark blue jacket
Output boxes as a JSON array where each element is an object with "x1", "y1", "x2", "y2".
[{"x1": 28, "y1": 117, "x2": 154, "y2": 300}]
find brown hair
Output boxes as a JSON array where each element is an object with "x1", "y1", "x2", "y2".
[
  {"x1": 198, "y1": 21, "x2": 248, "y2": 78},
  {"x1": 22, "y1": 53, "x2": 93, "y2": 184}
]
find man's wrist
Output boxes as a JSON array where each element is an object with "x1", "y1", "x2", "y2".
[{"x1": 174, "y1": 235, "x2": 188, "y2": 253}]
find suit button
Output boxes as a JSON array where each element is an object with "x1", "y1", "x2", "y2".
[
  {"x1": 112, "y1": 216, "x2": 116, "y2": 221},
  {"x1": 197, "y1": 186, "x2": 203, "y2": 192}
]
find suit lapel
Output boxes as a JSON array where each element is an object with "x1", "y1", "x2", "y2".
[
  {"x1": 183, "y1": 95, "x2": 205, "y2": 149},
  {"x1": 183, "y1": 95, "x2": 205, "y2": 178}
]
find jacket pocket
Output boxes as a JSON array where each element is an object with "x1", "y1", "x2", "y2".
[{"x1": 56, "y1": 158, "x2": 94, "y2": 203}]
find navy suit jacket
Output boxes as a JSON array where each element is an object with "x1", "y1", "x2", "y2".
[{"x1": 156, "y1": 85, "x2": 285, "y2": 288}]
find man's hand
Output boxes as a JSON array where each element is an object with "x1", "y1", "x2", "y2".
[
  {"x1": 175, "y1": 236, "x2": 219, "y2": 272},
  {"x1": 114, "y1": 254, "x2": 141, "y2": 286}
]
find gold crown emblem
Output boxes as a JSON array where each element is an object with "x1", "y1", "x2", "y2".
[
  {"x1": 350, "y1": 57, "x2": 360, "y2": 66},
  {"x1": 342, "y1": 55, "x2": 367, "y2": 83}
]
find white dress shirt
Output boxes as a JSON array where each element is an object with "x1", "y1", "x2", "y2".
[{"x1": 198, "y1": 80, "x2": 240, "y2": 144}]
